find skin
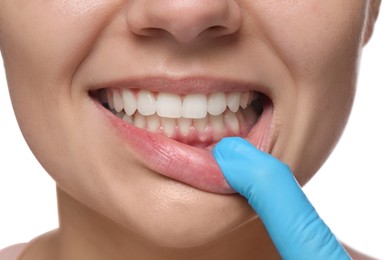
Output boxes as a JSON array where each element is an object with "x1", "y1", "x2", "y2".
[{"x1": 0, "y1": 0, "x2": 381, "y2": 259}]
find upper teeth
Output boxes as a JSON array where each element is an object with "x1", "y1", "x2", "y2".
[{"x1": 107, "y1": 89, "x2": 255, "y2": 119}]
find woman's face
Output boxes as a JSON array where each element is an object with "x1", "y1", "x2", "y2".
[{"x1": 0, "y1": 0, "x2": 374, "y2": 247}]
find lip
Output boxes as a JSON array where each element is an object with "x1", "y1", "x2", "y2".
[
  {"x1": 89, "y1": 76, "x2": 273, "y2": 97},
  {"x1": 91, "y1": 77, "x2": 275, "y2": 194}
]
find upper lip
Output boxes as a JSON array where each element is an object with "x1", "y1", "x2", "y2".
[{"x1": 89, "y1": 76, "x2": 271, "y2": 96}]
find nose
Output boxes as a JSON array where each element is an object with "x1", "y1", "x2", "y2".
[{"x1": 127, "y1": 0, "x2": 242, "y2": 43}]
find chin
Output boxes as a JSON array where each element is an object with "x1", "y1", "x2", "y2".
[{"x1": 57, "y1": 160, "x2": 258, "y2": 248}]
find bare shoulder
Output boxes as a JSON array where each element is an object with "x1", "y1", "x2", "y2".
[
  {"x1": 344, "y1": 244, "x2": 378, "y2": 260},
  {"x1": 0, "y1": 244, "x2": 28, "y2": 260},
  {"x1": 1, "y1": 230, "x2": 60, "y2": 260}
]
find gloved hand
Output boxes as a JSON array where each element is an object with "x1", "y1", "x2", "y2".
[{"x1": 213, "y1": 137, "x2": 350, "y2": 260}]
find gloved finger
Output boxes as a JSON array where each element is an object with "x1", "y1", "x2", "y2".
[{"x1": 213, "y1": 137, "x2": 350, "y2": 260}]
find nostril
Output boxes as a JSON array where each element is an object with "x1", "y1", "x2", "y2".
[
  {"x1": 200, "y1": 25, "x2": 237, "y2": 40},
  {"x1": 135, "y1": 28, "x2": 169, "y2": 38},
  {"x1": 126, "y1": 1, "x2": 242, "y2": 44},
  {"x1": 134, "y1": 26, "x2": 233, "y2": 43},
  {"x1": 208, "y1": 25, "x2": 226, "y2": 32},
  {"x1": 206, "y1": 25, "x2": 227, "y2": 34}
]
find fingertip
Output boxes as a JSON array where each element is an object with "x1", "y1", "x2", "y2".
[
  {"x1": 213, "y1": 137, "x2": 238, "y2": 162},
  {"x1": 213, "y1": 137, "x2": 268, "y2": 195},
  {"x1": 214, "y1": 136, "x2": 245, "y2": 152},
  {"x1": 213, "y1": 137, "x2": 257, "y2": 158}
]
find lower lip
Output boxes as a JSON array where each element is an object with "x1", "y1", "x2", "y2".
[{"x1": 96, "y1": 99, "x2": 274, "y2": 194}]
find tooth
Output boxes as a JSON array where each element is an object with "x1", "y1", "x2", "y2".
[
  {"x1": 107, "y1": 90, "x2": 115, "y2": 110},
  {"x1": 242, "y1": 106, "x2": 258, "y2": 125},
  {"x1": 134, "y1": 112, "x2": 146, "y2": 128},
  {"x1": 224, "y1": 110, "x2": 239, "y2": 134},
  {"x1": 116, "y1": 111, "x2": 125, "y2": 119},
  {"x1": 146, "y1": 114, "x2": 160, "y2": 132},
  {"x1": 193, "y1": 118, "x2": 208, "y2": 132},
  {"x1": 161, "y1": 118, "x2": 175, "y2": 137},
  {"x1": 122, "y1": 114, "x2": 134, "y2": 124},
  {"x1": 182, "y1": 94, "x2": 207, "y2": 119},
  {"x1": 138, "y1": 90, "x2": 156, "y2": 116},
  {"x1": 156, "y1": 93, "x2": 182, "y2": 118},
  {"x1": 210, "y1": 115, "x2": 225, "y2": 133},
  {"x1": 122, "y1": 89, "x2": 137, "y2": 116},
  {"x1": 210, "y1": 115, "x2": 225, "y2": 139},
  {"x1": 113, "y1": 89, "x2": 124, "y2": 112},
  {"x1": 240, "y1": 91, "x2": 250, "y2": 109},
  {"x1": 227, "y1": 92, "x2": 241, "y2": 112},
  {"x1": 208, "y1": 92, "x2": 226, "y2": 116},
  {"x1": 178, "y1": 118, "x2": 192, "y2": 136},
  {"x1": 250, "y1": 92, "x2": 258, "y2": 103}
]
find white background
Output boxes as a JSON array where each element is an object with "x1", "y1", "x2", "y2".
[{"x1": 1, "y1": 3, "x2": 389, "y2": 259}]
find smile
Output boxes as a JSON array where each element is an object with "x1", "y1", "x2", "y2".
[
  {"x1": 97, "y1": 88, "x2": 262, "y2": 147},
  {"x1": 90, "y1": 77, "x2": 275, "y2": 194}
]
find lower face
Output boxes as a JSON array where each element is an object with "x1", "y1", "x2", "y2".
[{"x1": 0, "y1": 0, "x2": 368, "y2": 247}]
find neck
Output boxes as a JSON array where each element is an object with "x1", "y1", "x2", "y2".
[{"x1": 22, "y1": 187, "x2": 280, "y2": 260}]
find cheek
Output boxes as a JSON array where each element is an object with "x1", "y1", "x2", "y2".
[
  {"x1": 252, "y1": 1, "x2": 367, "y2": 79},
  {"x1": 1, "y1": 1, "x2": 121, "y2": 91},
  {"x1": 252, "y1": 2, "x2": 367, "y2": 184},
  {"x1": 0, "y1": 0, "x2": 122, "y2": 179},
  {"x1": 51, "y1": 0, "x2": 120, "y2": 16}
]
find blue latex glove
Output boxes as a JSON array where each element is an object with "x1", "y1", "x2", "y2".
[{"x1": 213, "y1": 137, "x2": 350, "y2": 260}]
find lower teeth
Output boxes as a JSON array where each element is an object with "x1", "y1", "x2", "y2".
[{"x1": 111, "y1": 105, "x2": 259, "y2": 145}]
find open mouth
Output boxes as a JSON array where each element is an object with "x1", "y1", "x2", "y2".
[
  {"x1": 89, "y1": 79, "x2": 274, "y2": 194},
  {"x1": 92, "y1": 88, "x2": 265, "y2": 148}
]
